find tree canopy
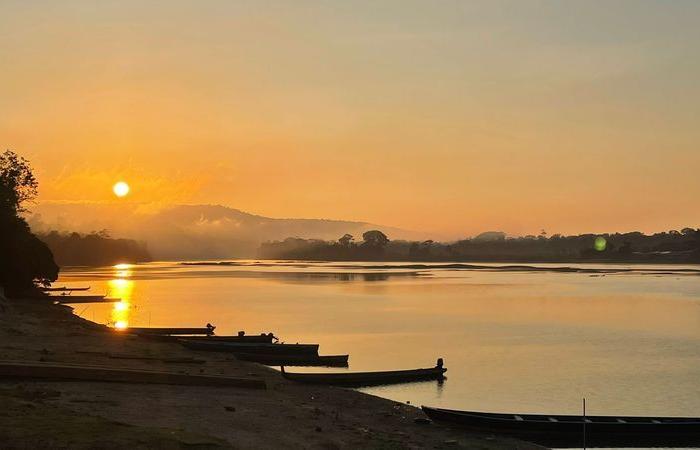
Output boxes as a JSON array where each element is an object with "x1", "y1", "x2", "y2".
[{"x1": 0, "y1": 150, "x2": 58, "y2": 295}]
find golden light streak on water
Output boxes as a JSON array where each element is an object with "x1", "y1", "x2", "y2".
[{"x1": 108, "y1": 277, "x2": 134, "y2": 329}]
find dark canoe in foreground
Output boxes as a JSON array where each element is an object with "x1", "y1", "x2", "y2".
[
  {"x1": 281, "y1": 359, "x2": 446, "y2": 387},
  {"x1": 180, "y1": 339, "x2": 319, "y2": 355},
  {"x1": 421, "y1": 406, "x2": 700, "y2": 448},
  {"x1": 235, "y1": 353, "x2": 349, "y2": 367},
  {"x1": 0, "y1": 361, "x2": 265, "y2": 389}
]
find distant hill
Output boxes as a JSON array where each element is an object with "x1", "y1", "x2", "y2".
[{"x1": 27, "y1": 203, "x2": 425, "y2": 260}]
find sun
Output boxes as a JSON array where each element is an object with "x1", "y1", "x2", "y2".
[{"x1": 113, "y1": 181, "x2": 130, "y2": 198}]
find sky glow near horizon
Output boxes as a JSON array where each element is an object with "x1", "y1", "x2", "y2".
[{"x1": 1, "y1": 0, "x2": 699, "y2": 238}]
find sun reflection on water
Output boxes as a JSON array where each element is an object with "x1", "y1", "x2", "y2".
[{"x1": 108, "y1": 277, "x2": 134, "y2": 329}]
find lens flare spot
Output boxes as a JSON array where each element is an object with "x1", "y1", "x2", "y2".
[{"x1": 594, "y1": 236, "x2": 607, "y2": 251}]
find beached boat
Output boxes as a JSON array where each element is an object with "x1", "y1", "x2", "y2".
[
  {"x1": 180, "y1": 339, "x2": 319, "y2": 355},
  {"x1": 53, "y1": 296, "x2": 120, "y2": 304},
  {"x1": 280, "y1": 359, "x2": 446, "y2": 386},
  {"x1": 420, "y1": 406, "x2": 700, "y2": 448},
  {"x1": 184, "y1": 333, "x2": 276, "y2": 344},
  {"x1": 127, "y1": 324, "x2": 216, "y2": 335},
  {"x1": 41, "y1": 286, "x2": 91, "y2": 292},
  {"x1": 234, "y1": 353, "x2": 349, "y2": 367}
]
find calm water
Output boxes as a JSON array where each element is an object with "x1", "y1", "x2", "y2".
[{"x1": 58, "y1": 261, "x2": 700, "y2": 420}]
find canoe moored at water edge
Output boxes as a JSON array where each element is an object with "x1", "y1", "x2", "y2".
[
  {"x1": 126, "y1": 324, "x2": 216, "y2": 335},
  {"x1": 280, "y1": 359, "x2": 446, "y2": 387},
  {"x1": 234, "y1": 353, "x2": 349, "y2": 367},
  {"x1": 41, "y1": 286, "x2": 91, "y2": 292},
  {"x1": 180, "y1": 339, "x2": 319, "y2": 355},
  {"x1": 183, "y1": 334, "x2": 276, "y2": 344},
  {"x1": 53, "y1": 296, "x2": 120, "y2": 304},
  {"x1": 420, "y1": 406, "x2": 700, "y2": 448}
]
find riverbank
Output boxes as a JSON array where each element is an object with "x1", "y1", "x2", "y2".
[{"x1": 0, "y1": 297, "x2": 543, "y2": 449}]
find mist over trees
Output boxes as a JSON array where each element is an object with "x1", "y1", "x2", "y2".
[
  {"x1": 259, "y1": 228, "x2": 700, "y2": 263},
  {"x1": 0, "y1": 150, "x2": 58, "y2": 295}
]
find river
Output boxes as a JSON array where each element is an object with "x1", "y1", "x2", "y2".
[{"x1": 57, "y1": 261, "x2": 699, "y2": 422}]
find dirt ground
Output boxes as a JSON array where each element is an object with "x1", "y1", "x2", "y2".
[{"x1": 0, "y1": 298, "x2": 545, "y2": 449}]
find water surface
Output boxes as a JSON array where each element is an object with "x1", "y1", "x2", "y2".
[{"x1": 58, "y1": 261, "x2": 700, "y2": 420}]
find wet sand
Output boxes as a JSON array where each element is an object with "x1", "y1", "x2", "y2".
[{"x1": 0, "y1": 297, "x2": 543, "y2": 449}]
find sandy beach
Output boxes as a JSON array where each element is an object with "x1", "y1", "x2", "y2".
[{"x1": 0, "y1": 295, "x2": 544, "y2": 449}]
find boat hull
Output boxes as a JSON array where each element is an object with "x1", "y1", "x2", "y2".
[
  {"x1": 281, "y1": 366, "x2": 446, "y2": 387},
  {"x1": 235, "y1": 353, "x2": 349, "y2": 367},
  {"x1": 184, "y1": 335, "x2": 275, "y2": 344},
  {"x1": 127, "y1": 326, "x2": 215, "y2": 336},
  {"x1": 180, "y1": 340, "x2": 319, "y2": 355},
  {"x1": 421, "y1": 407, "x2": 700, "y2": 448}
]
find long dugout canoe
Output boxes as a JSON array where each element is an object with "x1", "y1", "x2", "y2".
[
  {"x1": 184, "y1": 334, "x2": 275, "y2": 344},
  {"x1": 41, "y1": 286, "x2": 90, "y2": 292},
  {"x1": 280, "y1": 359, "x2": 446, "y2": 387},
  {"x1": 53, "y1": 296, "x2": 121, "y2": 304},
  {"x1": 0, "y1": 361, "x2": 265, "y2": 389},
  {"x1": 126, "y1": 326, "x2": 215, "y2": 336},
  {"x1": 180, "y1": 339, "x2": 319, "y2": 355},
  {"x1": 234, "y1": 353, "x2": 349, "y2": 367},
  {"x1": 421, "y1": 406, "x2": 700, "y2": 448}
]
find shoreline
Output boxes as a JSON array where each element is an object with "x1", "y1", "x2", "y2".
[{"x1": 0, "y1": 296, "x2": 543, "y2": 449}]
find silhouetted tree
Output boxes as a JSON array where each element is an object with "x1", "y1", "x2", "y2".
[
  {"x1": 0, "y1": 150, "x2": 38, "y2": 214},
  {"x1": 361, "y1": 230, "x2": 389, "y2": 248},
  {"x1": 0, "y1": 151, "x2": 58, "y2": 295},
  {"x1": 338, "y1": 234, "x2": 354, "y2": 247}
]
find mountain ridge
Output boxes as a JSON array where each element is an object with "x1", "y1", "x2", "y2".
[{"x1": 27, "y1": 202, "x2": 430, "y2": 260}]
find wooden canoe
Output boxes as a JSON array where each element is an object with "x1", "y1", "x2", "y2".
[
  {"x1": 0, "y1": 361, "x2": 265, "y2": 389},
  {"x1": 421, "y1": 406, "x2": 700, "y2": 448},
  {"x1": 126, "y1": 325, "x2": 215, "y2": 336},
  {"x1": 235, "y1": 353, "x2": 349, "y2": 367},
  {"x1": 136, "y1": 333, "x2": 274, "y2": 343},
  {"x1": 183, "y1": 334, "x2": 275, "y2": 344},
  {"x1": 180, "y1": 339, "x2": 319, "y2": 355},
  {"x1": 53, "y1": 296, "x2": 120, "y2": 304},
  {"x1": 280, "y1": 359, "x2": 446, "y2": 387},
  {"x1": 41, "y1": 286, "x2": 91, "y2": 292}
]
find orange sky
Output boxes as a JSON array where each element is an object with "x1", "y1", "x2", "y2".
[{"x1": 2, "y1": 1, "x2": 699, "y2": 238}]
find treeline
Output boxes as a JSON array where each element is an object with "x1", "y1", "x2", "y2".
[
  {"x1": 38, "y1": 230, "x2": 152, "y2": 267},
  {"x1": 259, "y1": 229, "x2": 700, "y2": 263}
]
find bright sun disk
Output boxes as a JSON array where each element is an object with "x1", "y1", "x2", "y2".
[{"x1": 113, "y1": 181, "x2": 130, "y2": 197}]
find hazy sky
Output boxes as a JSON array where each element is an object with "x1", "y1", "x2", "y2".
[{"x1": 2, "y1": 0, "x2": 699, "y2": 238}]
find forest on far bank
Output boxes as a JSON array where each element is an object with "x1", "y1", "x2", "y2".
[
  {"x1": 258, "y1": 228, "x2": 700, "y2": 263},
  {"x1": 38, "y1": 230, "x2": 152, "y2": 267}
]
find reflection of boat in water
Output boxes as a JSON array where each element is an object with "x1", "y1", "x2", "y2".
[
  {"x1": 180, "y1": 339, "x2": 319, "y2": 355},
  {"x1": 421, "y1": 406, "x2": 700, "y2": 448},
  {"x1": 280, "y1": 359, "x2": 446, "y2": 387},
  {"x1": 234, "y1": 353, "x2": 348, "y2": 367}
]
